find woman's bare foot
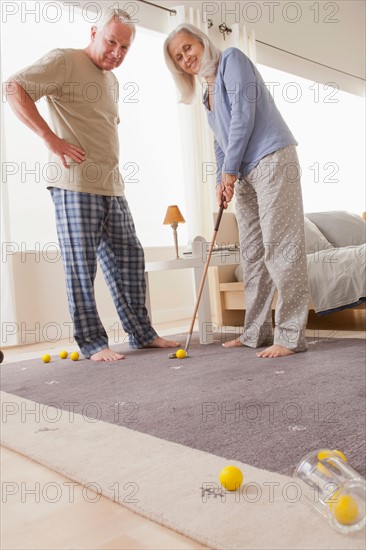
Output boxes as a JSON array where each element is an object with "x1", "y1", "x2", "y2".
[
  {"x1": 256, "y1": 345, "x2": 294, "y2": 358},
  {"x1": 222, "y1": 338, "x2": 244, "y2": 348},
  {"x1": 145, "y1": 337, "x2": 180, "y2": 348},
  {"x1": 90, "y1": 348, "x2": 125, "y2": 361}
]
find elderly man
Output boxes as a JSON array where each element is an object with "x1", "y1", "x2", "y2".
[{"x1": 6, "y1": 9, "x2": 179, "y2": 361}]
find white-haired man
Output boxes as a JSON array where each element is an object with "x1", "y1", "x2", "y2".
[{"x1": 6, "y1": 9, "x2": 179, "y2": 361}]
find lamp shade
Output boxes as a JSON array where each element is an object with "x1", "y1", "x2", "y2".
[{"x1": 163, "y1": 205, "x2": 186, "y2": 225}]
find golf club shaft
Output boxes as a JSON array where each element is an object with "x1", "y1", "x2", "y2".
[{"x1": 185, "y1": 203, "x2": 225, "y2": 353}]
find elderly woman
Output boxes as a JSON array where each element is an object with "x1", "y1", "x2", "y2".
[{"x1": 164, "y1": 23, "x2": 310, "y2": 358}]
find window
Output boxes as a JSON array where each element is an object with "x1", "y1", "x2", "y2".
[
  {"x1": 2, "y1": 5, "x2": 187, "y2": 248},
  {"x1": 117, "y1": 27, "x2": 187, "y2": 246},
  {"x1": 257, "y1": 64, "x2": 365, "y2": 214}
]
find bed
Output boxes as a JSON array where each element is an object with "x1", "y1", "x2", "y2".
[{"x1": 210, "y1": 211, "x2": 366, "y2": 326}]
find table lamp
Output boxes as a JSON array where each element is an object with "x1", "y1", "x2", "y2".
[{"x1": 163, "y1": 205, "x2": 186, "y2": 259}]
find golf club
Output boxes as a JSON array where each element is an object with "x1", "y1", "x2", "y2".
[{"x1": 183, "y1": 200, "x2": 226, "y2": 355}]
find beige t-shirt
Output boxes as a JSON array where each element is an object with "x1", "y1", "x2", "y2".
[{"x1": 12, "y1": 48, "x2": 124, "y2": 196}]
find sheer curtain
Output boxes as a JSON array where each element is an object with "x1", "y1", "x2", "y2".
[
  {"x1": 226, "y1": 24, "x2": 257, "y2": 64},
  {"x1": 167, "y1": 6, "x2": 217, "y2": 244},
  {"x1": 1, "y1": 94, "x2": 18, "y2": 346},
  {"x1": 167, "y1": 7, "x2": 257, "y2": 242}
]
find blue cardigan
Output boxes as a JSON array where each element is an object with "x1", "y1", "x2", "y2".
[{"x1": 203, "y1": 47, "x2": 297, "y2": 184}]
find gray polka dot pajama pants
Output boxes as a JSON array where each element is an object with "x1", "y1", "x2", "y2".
[{"x1": 235, "y1": 145, "x2": 310, "y2": 351}]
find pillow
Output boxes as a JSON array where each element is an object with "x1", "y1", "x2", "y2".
[
  {"x1": 304, "y1": 217, "x2": 334, "y2": 254},
  {"x1": 305, "y1": 211, "x2": 366, "y2": 247}
]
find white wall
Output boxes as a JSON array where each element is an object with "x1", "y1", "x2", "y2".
[
  {"x1": 2, "y1": 247, "x2": 194, "y2": 347},
  {"x1": 159, "y1": 0, "x2": 365, "y2": 93}
]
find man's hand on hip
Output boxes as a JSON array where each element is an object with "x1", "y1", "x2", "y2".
[{"x1": 44, "y1": 133, "x2": 86, "y2": 168}]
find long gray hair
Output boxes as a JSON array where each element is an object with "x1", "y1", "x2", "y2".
[{"x1": 164, "y1": 23, "x2": 221, "y2": 104}]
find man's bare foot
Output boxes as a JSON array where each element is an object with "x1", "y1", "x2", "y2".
[
  {"x1": 90, "y1": 348, "x2": 125, "y2": 362},
  {"x1": 145, "y1": 337, "x2": 180, "y2": 348},
  {"x1": 222, "y1": 338, "x2": 244, "y2": 348},
  {"x1": 256, "y1": 345, "x2": 294, "y2": 358}
]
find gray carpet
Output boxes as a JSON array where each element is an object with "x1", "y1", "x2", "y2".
[{"x1": 1, "y1": 335, "x2": 365, "y2": 477}]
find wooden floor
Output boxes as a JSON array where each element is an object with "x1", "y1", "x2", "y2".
[
  {"x1": 1, "y1": 446, "x2": 206, "y2": 550},
  {"x1": 1, "y1": 320, "x2": 365, "y2": 550}
]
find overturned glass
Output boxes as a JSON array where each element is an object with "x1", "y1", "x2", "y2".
[{"x1": 293, "y1": 449, "x2": 366, "y2": 534}]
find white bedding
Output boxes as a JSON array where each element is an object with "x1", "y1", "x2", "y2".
[
  {"x1": 234, "y1": 244, "x2": 366, "y2": 314},
  {"x1": 306, "y1": 244, "x2": 366, "y2": 313},
  {"x1": 234, "y1": 212, "x2": 366, "y2": 314}
]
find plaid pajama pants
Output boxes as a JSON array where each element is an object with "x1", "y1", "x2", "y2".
[
  {"x1": 235, "y1": 145, "x2": 310, "y2": 351},
  {"x1": 50, "y1": 188, "x2": 157, "y2": 357}
]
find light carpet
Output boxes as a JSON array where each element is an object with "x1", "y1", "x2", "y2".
[{"x1": 1, "y1": 334, "x2": 365, "y2": 549}]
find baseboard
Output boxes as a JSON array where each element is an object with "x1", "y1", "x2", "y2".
[
  {"x1": 148, "y1": 307, "x2": 193, "y2": 325},
  {"x1": 100, "y1": 309, "x2": 192, "y2": 338}
]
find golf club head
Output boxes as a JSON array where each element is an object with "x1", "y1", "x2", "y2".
[
  {"x1": 168, "y1": 351, "x2": 190, "y2": 359},
  {"x1": 184, "y1": 333, "x2": 192, "y2": 354}
]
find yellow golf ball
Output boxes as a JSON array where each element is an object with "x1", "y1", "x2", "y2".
[
  {"x1": 42, "y1": 354, "x2": 51, "y2": 363},
  {"x1": 219, "y1": 465, "x2": 243, "y2": 491},
  {"x1": 70, "y1": 352, "x2": 79, "y2": 361},
  {"x1": 59, "y1": 351, "x2": 68, "y2": 359},
  {"x1": 318, "y1": 449, "x2": 347, "y2": 462},
  {"x1": 175, "y1": 349, "x2": 187, "y2": 359},
  {"x1": 332, "y1": 495, "x2": 359, "y2": 525},
  {"x1": 333, "y1": 450, "x2": 347, "y2": 462}
]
